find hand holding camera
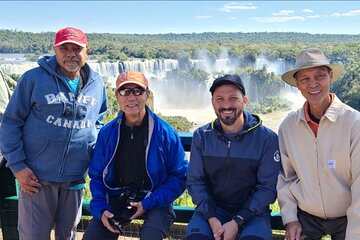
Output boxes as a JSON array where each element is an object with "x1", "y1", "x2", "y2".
[
  {"x1": 108, "y1": 217, "x2": 124, "y2": 234},
  {"x1": 101, "y1": 210, "x2": 123, "y2": 234},
  {"x1": 108, "y1": 188, "x2": 147, "y2": 227},
  {"x1": 127, "y1": 201, "x2": 145, "y2": 220}
]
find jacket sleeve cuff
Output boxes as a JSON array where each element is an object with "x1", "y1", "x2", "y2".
[
  {"x1": 237, "y1": 208, "x2": 254, "y2": 223},
  {"x1": 141, "y1": 196, "x2": 154, "y2": 211},
  {"x1": 203, "y1": 199, "x2": 217, "y2": 220},
  {"x1": 8, "y1": 161, "x2": 27, "y2": 174}
]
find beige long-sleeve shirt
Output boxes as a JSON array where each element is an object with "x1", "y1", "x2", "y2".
[{"x1": 277, "y1": 95, "x2": 360, "y2": 239}]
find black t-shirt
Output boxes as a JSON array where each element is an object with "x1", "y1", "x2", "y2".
[{"x1": 114, "y1": 112, "x2": 151, "y2": 190}]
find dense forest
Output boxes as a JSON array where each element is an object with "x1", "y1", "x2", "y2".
[
  {"x1": 1, "y1": 29, "x2": 360, "y2": 60},
  {"x1": 1, "y1": 29, "x2": 360, "y2": 113}
]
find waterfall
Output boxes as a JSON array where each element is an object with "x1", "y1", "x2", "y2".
[
  {"x1": 189, "y1": 58, "x2": 242, "y2": 75},
  {"x1": 0, "y1": 62, "x2": 38, "y2": 75},
  {"x1": 87, "y1": 61, "x2": 120, "y2": 87},
  {"x1": 119, "y1": 59, "x2": 179, "y2": 79},
  {"x1": 254, "y1": 56, "x2": 285, "y2": 75},
  {"x1": 0, "y1": 54, "x2": 302, "y2": 128}
]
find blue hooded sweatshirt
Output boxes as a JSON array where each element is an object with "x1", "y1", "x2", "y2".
[{"x1": 0, "y1": 56, "x2": 108, "y2": 183}]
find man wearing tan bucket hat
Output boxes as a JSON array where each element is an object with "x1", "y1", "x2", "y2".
[{"x1": 277, "y1": 48, "x2": 360, "y2": 240}]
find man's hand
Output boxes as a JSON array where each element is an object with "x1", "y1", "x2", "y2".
[
  {"x1": 14, "y1": 167, "x2": 41, "y2": 194},
  {"x1": 129, "y1": 201, "x2": 145, "y2": 220},
  {"x1": 221, "y1": 220, "x2": 239, "y2": 240},
  {"x1": 285, "y1": 221, "x2": 302, "y2": 240},
  {"x1": 101, "y1": 210, "x2": 120, "y2": 233},
  {"x1": 208, "y1": 217, "x2": 224, "y2": 240}
]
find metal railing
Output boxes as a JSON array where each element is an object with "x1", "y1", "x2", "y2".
[{"x1": 0, "y1": 132, "x2": 284, "y2": 240}]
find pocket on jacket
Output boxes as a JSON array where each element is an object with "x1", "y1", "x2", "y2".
[
  {"x1": 24, "y1": 135, "x2": 48, "y2": 158},
  {"x1": 24, "y1": 135, "x2": 66, "y2": 174},
  {"x1": 63, "y1": 139, "x2": 90, "y2": 175}
]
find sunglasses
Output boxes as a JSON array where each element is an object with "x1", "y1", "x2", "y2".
[
  {"x1": 117, "y1": 87, "x2": 147, "y2": 96},
  {"x1": 62, "y1": 102, "x2": 87, "y2": 120}
]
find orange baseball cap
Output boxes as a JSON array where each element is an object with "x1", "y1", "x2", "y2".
[{"x1": 116, "y1": 71, "x2": 148, "y2": 91}]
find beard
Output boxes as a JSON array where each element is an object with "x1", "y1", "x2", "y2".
[
  {"x1": 60, "y1": 55, "x2": 82, "y2": 74},
  {"x1": 63, "y1": 61, "x2": 81, "y2": 73},
  {"x1": 217, "y1": 107, "x2": 243, "y2": 126}
]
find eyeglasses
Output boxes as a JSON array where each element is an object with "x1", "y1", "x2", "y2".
[
  {"x1": 117, "y1": 87, "x2": 147, "y2": 96},
  {"x1": 62, "y1": 102, "x2": 87, "y2": 120}
]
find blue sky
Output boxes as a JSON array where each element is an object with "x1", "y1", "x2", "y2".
[{"x1": 1, "y1": 1, "x2": 360, "y2": 34}]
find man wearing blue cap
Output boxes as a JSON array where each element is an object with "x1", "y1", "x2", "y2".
[{"x1": 185, "y1": 74, "x2": 280, "y2": 240}]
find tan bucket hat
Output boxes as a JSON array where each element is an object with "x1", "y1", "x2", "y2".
[{"x1": 281, "y1": 48, "x2": 345, "y2": 87}]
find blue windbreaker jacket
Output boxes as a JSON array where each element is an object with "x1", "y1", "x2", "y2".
[
  {"x1": 187, "y1": 111, "x2": 280, "y2": 222},
  {"x1": 0, "y1": 56, "x2": 108, "y2": 182},
  {"x1": 89, "y1": 107, "x2": 188, "y2": 220}
]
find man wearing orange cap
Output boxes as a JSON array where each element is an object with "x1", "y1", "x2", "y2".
[
  {"x1": 0, "y1": 27, "x2": 108, "y2": 239},
  {"x1": 83, "y1": 71, "x2": 188, "y2": 240},
  {"x1": 277, "y1": 48, "x2": 360, "y2": 240}
]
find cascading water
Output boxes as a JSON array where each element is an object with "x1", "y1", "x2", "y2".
[{"x1": 0, "y1": 53, "x2": 303, "y2": 130}]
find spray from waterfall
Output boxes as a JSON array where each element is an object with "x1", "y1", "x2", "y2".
[{"x1": 0, "y1": 52, "x2": 304, "y2": 130}]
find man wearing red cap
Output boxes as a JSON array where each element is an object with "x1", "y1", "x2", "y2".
[
  {"x1": 0, "y1": 27, "x2": 108, "y2": 240},
  {"x1": 83, "y1": 71, "x2": 188, "y2": 240}
]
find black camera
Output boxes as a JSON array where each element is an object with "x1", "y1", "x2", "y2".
[
  {"x1": 109, "y1": 188, "x2": 147, "y2": 226},
  {"x1": 108, "y1": 217, "x2": 124, "y2": 234}
]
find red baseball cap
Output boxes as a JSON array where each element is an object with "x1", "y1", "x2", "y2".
[
  {"x1": 116, "y1": 71, "x2": 149, "y2": 91},
  {"x1": 53, "y1": 27, "x2": 88, "y2": 48}
]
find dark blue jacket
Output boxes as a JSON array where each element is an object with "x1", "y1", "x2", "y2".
[
  {"x1": 187, "y1": 110, "x2": 280, "y2": 222},
  {"x1": 89, "y1": 107, "x2": 188, "y2": 220},
  {"x1": 0, "y1": 56, "x2": 108, "y2": 182}
]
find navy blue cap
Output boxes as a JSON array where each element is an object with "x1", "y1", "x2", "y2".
[{"x1": 209, "y1": 74, "x2": 246, "y2": 95}]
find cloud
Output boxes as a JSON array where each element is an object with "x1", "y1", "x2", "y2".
[
  {"x1": 196, "y1": 15, "x2": 211, "y2": 20},
  {"x1": 229, "y1": 16, "x2": 237, "y2": 20},
  {"x1": 219, "y1": 2, "x2": 257, "y2": 13},
  {"x1": 252, "y1": 7, "x2": 320, "y2": 24},
  {"x1": 331, "y1": 10, "x2": 360, "y2": 17},
  {"x1": 251, "y1": 16, "x2": 305, "y2": 23},
  {"x1": 305, "y1": 15, "x2": 320, "y2": 19},
  {"x1": 302, "y1": 9, "x2": 314, "y2": 13},
  {"x1": 272, "y1": 10, "x2": 294, "y2": 16}
]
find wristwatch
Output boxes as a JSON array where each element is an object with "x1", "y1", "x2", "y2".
[{"x1": 232, "y1": 215, "x2": 244, "y2": 228}]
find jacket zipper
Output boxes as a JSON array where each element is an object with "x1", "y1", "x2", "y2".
[
  {"x1": 316, "y1": 124, "x2": 327, "y2": 218},
  {"x1": 225, "y1": 140, "x2": 232, "y2": 186},
  {"x1": 59, "y1": 99, "x2": 76, "y2": 176}
]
